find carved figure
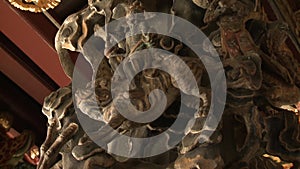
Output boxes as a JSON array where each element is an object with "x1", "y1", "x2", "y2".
[
  {"x1": 41, "y1": 0, "x2": 300, "y2": 168},
  {"x1": 0, "y1": 111, "x2": 34, "y2": 168}
]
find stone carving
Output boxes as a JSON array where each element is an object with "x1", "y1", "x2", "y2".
[{"x1": 39, "y1": 0, "x2": 300, "y2": 168}]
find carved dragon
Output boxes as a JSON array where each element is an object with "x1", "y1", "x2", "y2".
[{"x1": 39, "y1": 0, "x2": 300, "y2": 168}]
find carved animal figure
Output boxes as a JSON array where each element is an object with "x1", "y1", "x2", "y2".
[{"x1": 42, "y1": 0, "x2": 300, "y2": 168}]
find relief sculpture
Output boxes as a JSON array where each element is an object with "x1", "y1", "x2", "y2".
[{"x1": 39, "y1": 0, "x2": 300, "y2": 168}]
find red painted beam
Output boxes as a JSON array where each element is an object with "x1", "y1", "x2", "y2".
[
  {"x1": 0, "y1": 47, "x2": 52, "y2": 104},
  {"x1": 0, "y1": 0, "x2": 70, "y2": 87}
]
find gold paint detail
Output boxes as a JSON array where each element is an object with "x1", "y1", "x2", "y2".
[{"x1": 7, "y1": 0, "x2": 61, "y2": 13}]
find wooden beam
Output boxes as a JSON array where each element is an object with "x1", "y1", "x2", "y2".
[
  {"x1": 0, "y1": 0, "x2": 70, "y2": 87},
  {"x1": 0, "y1": 47, "x2": 52, "y2": 104}
]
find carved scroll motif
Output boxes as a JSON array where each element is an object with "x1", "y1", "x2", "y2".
[{"x1": 39, "y1": 0, "x2": 300, "y2": 168}]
